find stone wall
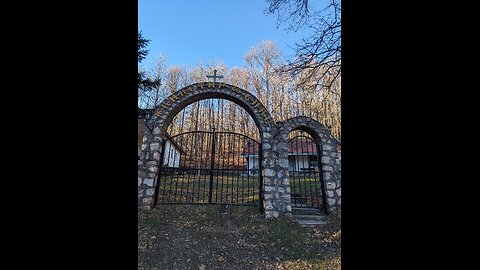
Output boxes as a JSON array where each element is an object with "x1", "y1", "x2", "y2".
[
  {"x1": 276, "y1": 117, "x2": 341, "y2": 214},
  {"x1": 138, "y1": 83, "x2": 341, "y2": 218}
]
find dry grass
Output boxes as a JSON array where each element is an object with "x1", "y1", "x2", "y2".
[{"x1": 138, "y1": 205, "x2": 340, "y2": 269}]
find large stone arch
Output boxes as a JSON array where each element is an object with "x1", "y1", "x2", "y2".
[
  {"x1": 138, "y1": 82, "x2": 280, "y2": 218},
  {"x1": 277, "y1": 116, "x2": 341, "y2": 215}
]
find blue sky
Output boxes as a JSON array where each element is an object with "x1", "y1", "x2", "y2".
[{"x1": 138, "y1": 0, "x2": 313, "y2": 69}]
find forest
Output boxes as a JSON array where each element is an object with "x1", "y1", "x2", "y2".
[{"x1": 138, "y1": 40, "x2": 341, "y2": 141}]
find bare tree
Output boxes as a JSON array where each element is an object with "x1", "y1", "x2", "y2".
[
  {"x1": 265, "y1": 0, "x2": 341, "y2": 92},
  {"x1": 244, "y1": 40, "x2": 282, "y2": 115},
  {"x1": 143, "y1": 40, "x2": 340, "y2": 140}
]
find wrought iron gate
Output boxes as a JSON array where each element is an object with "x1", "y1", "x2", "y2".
[
  {"x1": 288, "y1": 133, "x2": 326, "y2": 214},
  {"x1": 153, "y1": 130, "x2": 262, "y2": 209}
]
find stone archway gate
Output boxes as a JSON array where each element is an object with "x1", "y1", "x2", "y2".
[{"x1": 138, "y1": 82, "x2": 341, "y2": 218}]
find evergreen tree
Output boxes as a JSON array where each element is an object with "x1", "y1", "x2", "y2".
[{"x1": 138, "y1": 31, "x2": 161, "y2": 99}]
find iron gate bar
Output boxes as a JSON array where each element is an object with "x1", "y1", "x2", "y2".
[
  {"x1": 241, "y1": 136, "x2": 245, "y2": 204},
  {"x1": 188, "y1": 132, "x2": 195, "y2": 203},
  {"x1": 202, "y1": 132, "x2": 210, "y2": 202},
  {"x1": 192, "y1": 134, "x2": 204, "y2": 203},
  {"x1": 218, "y1": 131, "x2": 225, "y2": 203},
  {"x1": 317, "y1": 143, "x2": 328, "y2": 215},
  {"x1": 185, "y1": 133, "x2": 191, "y2": 202},
  {"x1": 153, "y1": 139, "x2": 167, "y2": 206},
  {"x1": 177, "y1": 133, "x2": 186, "y2": 202},
  {"x1": 164, "y1": 140, "x2": 173, "y2": 202},
  {"x1": 208, "y1": 128, "x2": 216, "y2": 204},
  {"x1": 226, "y1": 133, "x2": 231, "y2": 203},
  {"x1": 228, "y1": 133, "x2": 233, "y2": 203},
  {"x1": 306, "y1": 137, "x2": 315, "y2": 208},
  {"x1": 287, "y1": 134, "x2": 325, "y2": 211},
  {"x1": 313, "y1": 143, "x2": 321, "y2": 209},
  {"x1": 172, "y1": 136, "x2": 181, "y2": 202},
  {"x1": 233, "y1": 134, "x2": 238, "y2": 204},
  {"x1": 245, "y1": 136, "x2": 249, "y2": 204},
  {"x1": 155, "y1": 130, "x2": 261, "y2": 207},
  {"x1": 214, "y1": 131, "x2": 220, "y2": 203},
  {"x1": 166, "y1": 141, "x2": 173, "y2": 202},
  {"x1": 258, "y1": 142, "x2": 263, "y2": 212}
]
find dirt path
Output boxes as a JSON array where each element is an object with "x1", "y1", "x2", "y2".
[{"x1": 138, "y1": 205, "x2": 340, "y2": 270}]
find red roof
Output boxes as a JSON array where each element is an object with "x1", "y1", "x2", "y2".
[
  {"x1": 287, "y1": 137, "x2": 317, "y2": 154},
  {"x1": 241, "y1": 137, "x2": 318, "y2": 155},
  {"x1": 241, "y1": 140, "x2": 260, "y2": 155}
]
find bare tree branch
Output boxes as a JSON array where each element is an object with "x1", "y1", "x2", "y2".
[{"x1": 265, "y1": 0, "x2": 341, "y2": 92}]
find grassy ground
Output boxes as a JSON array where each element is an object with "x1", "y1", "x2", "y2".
[
  {"x1": 157, "y1": 175, "x2": 260, "y2": 204},
  {"x1": 156, "y1": 175, "x2": 322, "y2": 206},
  {"x1": 138, "y1": 205, "x2": 340, "y2": 270}
]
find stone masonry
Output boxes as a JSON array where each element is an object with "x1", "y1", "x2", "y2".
[
  {"x1": 277, "y1": 116, "x2": 341, "y2": 215},
  {"x1": 138, "y1": 82, "x2": 341, "y2": 219}
]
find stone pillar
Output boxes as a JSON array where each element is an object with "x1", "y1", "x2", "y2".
[
  {"x1": 260, "y1": 126, "x2": 279, "y2": 218},
  {"x1": 261, "y1": 125, "x2": 292, "y2": 219},
  {"x1": 319, "y1": 135, "x2": 341, "y2": 213},
  {"x1": 276, "y1": 130, "x2": 292, "y2": 216},
  {"x1": 137, "y1": 125, "x2": 163, "y2": 208}
]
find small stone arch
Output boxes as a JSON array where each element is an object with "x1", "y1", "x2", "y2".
[
  {"x1": 138, "y1": 82, "x2": 278, "y2": 214},
  {"x1": 277, "y1": 116, "x2": 341, "y2": 215}
]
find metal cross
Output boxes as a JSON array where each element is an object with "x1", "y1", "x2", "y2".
[{"x1": 206, "y1": 69, "x2": 224, "y2": 83}]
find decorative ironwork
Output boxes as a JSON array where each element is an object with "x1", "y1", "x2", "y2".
[
  {"x1": 206, "y1": 69, "x2": 224, "y2": 83},
  {"x1": 154, "y1": 131, "x2": 262, "y2": 207}
]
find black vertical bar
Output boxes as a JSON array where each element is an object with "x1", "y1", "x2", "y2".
[
  {"x1": 311, "y1": 138, "x2": 320, "y2": 209},
  {"x1": 247, "y1": 138, "x2": 251, "y2": 204},
  {"x1": 225, "y1": 133, "x2": 230, "y2": 203},
  {"x1": 177, "y1": 133, "x2": 187, "y2": 203},
  {"x1": 153, "y1": 139, "x2": 167, "y2": 206},
  {"x1": 317, "y1": 142, "x2": 328, "y2": 215},
  {"x1": 258, "y1": 140, "x2": 263, "y2": 212},
  {"x1": 166, "y1": 140, "x2": 174, "y2": 202},
  {"x1": 215, "y1": 132, "x2": 221, "y2": 203},
  {"x1": 160, "y1": 140, "x2": 169, "y2": 203},
  {"x1": 184, "y1": 132, "x2": 196, "y2": 203},
  {"x1": 230, "y1": 133, "x2": 234, "y2": 204},
  {"x1": 230, "y1": 134, "x2": 234, "y2": 203},
  {"x1": 307, "y1": 137, "x2": 315, "y2": 208},
  {"x1": 234, "y1": 134, "x2": 238, "y2": 204},
  {"x1": 241, "y1": 137, "x2": 246, "y2": 205},
  {"x1": 208, "y1": 128, "x2": 216, "y2": 204},
  {"x1": 235, "y1": 135, "x2": 240, "y2": 204},
  {"x1": 301, "y1": 136, "x2": 308, "y2": 206},
  {"x1": 202, "y1": 131, "x2": 210, "y2": 203},
  {"x1": 227, "y1": 133, "x2": 232, "y2": 204},
  {"x1": 219, "y1": 132, "x2": 227, "y2": 203},
  {"x1": 194, "y1": 132, "x2": 204, "y2": 203},
  {"x1": 189, "y1": 132, "x2": 196, "y2": 203},
  {"x1": 294, "y1": 137, "x2": 299, "y2": 206},
  {"x1": 287, "y1": 138, "x2": 293, "y2": 206},
  {"x1": 172, "y1": 134, "x2": 182, "y2": 203}
]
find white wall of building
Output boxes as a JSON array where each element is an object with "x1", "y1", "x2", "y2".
[
  {"x1": 247, "y1": 156, "x2": 259, "y2": 170},
  {"x1": 288, "y1": 155, "x2": 311, "y2": 171},
  {"x1": 246, "y1": 156, "x2": 259, "y2": 176},
  {"x1": 163, "y1": 140, "x2": 181, "y2": 167}
]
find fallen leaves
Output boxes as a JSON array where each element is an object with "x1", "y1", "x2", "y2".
[{"x1": 138, "y1": 205, "x2": 341, "y2": 269}]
